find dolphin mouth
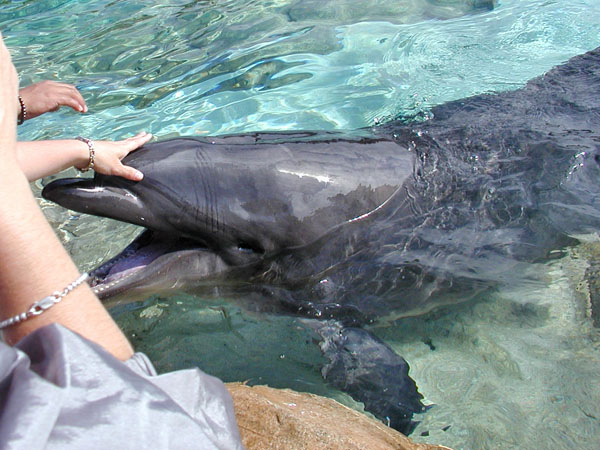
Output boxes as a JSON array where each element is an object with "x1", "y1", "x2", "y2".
[{"x1": 89, "y1": 229, "x2": 207, "y2": 299}]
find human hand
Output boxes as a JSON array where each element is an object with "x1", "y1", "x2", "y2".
[
  {"x1": 18, "y1": 80, "x2": 87, "y2": 120},
  {"x1": 78, "y1": 132, "x2": 153, "y2": 181},
  {"x1": 0, "y1": 34, "x2": 19, "y2": 159}
]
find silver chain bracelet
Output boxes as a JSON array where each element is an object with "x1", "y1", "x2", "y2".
[{"x1": 0, "y1": 273, "x2": 89, "y2": 330}]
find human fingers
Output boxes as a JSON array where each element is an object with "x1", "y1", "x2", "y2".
[
  {"x1": 88, "y1": 144, "x2": 144, "y2": 181},
  {"x1": 112, "y1": 132, "x2": 153, "y2": 180},
  {"x1": 121, "y1": 131, "x2": 153, "y2": 150},
  {"x1": 104, "y1": 132, "x2": 153, "y2": 160},
  {"x1": 53, "y1": 82, "x2": 87, "y2": 113},
  {"x1": 19, "y1": 80, "x2": 87, "y2": 119},
  {"x1": 48, "y1": 83, "x2": 88, "y2": 113},
  {"x1": 91, "y1": 133, "x2": 152, "y2": 180},
  {"x1": 110, "y1": 161, "x2": 144, "y2": 181}
]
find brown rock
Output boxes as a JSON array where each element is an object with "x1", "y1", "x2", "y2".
[{"x1": 226, "y1": 383, "x2": 451, "y2": 450}]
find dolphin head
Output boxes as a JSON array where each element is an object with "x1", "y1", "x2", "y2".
[
  {"x1": 43, "y1": 138, "x2": 270, "y2": 257},
  {"x1": 42, "y1": 134, "x2": 409, "y2": 301}
]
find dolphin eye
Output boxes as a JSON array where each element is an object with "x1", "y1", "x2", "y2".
[{"x1": 237, "y1": 240, "x2": 264, "y2": 254}]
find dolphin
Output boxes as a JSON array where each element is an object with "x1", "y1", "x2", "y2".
[{"x1": 42, "y1": 46, "x2": 600, "y2": 434}]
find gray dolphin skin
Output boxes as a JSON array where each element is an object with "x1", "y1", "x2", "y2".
[{"x1": 42, "y1": 46, "x2": 600, "y2": 434}]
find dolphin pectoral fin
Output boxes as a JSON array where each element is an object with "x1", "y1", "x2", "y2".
[{"x1": 307, "y1": 320, "x2": 427, "y2": 435}]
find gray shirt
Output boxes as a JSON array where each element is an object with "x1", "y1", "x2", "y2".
[{"x1": 0, "y1": 324, "x2": 244, "y2": 449}]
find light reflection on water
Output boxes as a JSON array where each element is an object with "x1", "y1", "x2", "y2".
[{"x1": 6, "y1": 0, "x2": 600, "y2": 448}]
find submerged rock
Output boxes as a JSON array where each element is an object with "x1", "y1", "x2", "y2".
[{"x1": 226, "y1": 383, "x2": 451, "y2": 450}]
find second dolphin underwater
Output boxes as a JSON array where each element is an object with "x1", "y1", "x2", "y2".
[{"x1": 43, "y1": 47, "x2": 600, "y2": 433}]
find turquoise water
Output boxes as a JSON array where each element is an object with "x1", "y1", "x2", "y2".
[{"x1": 3, "y1": 0, "x2": 600, "y2": 448}]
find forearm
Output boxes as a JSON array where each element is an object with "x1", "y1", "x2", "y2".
[
  {"x1": 16, "y1": 140, "x2": 89, "y2": 181},
  {"x1": 0, "y1": 158, "x2": 133, "y2": 360}
]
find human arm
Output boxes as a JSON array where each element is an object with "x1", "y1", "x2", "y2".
[
  {"x1": 18, "y1": 80, "x2": 87, "y2": 120},
  {"x1": 16, "y1": 132, "x2": 152, "y2": 181},
  {"x1": 0, "y1": 35, "x2": 133, "y2": 361},
  {"x1": 16, "y1": 80, "x2": 153, "y2": 181}
]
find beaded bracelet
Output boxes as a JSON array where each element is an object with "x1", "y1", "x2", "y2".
[
  {"x1": 17, "y1": 95, "x2": 26, "y2": 125},
  {"x1": 0, "y1": 273, "x2": 89, "y2": 330},
  {"x1": 75, "y1": 136, "x2": 95, "y2": 172}
]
